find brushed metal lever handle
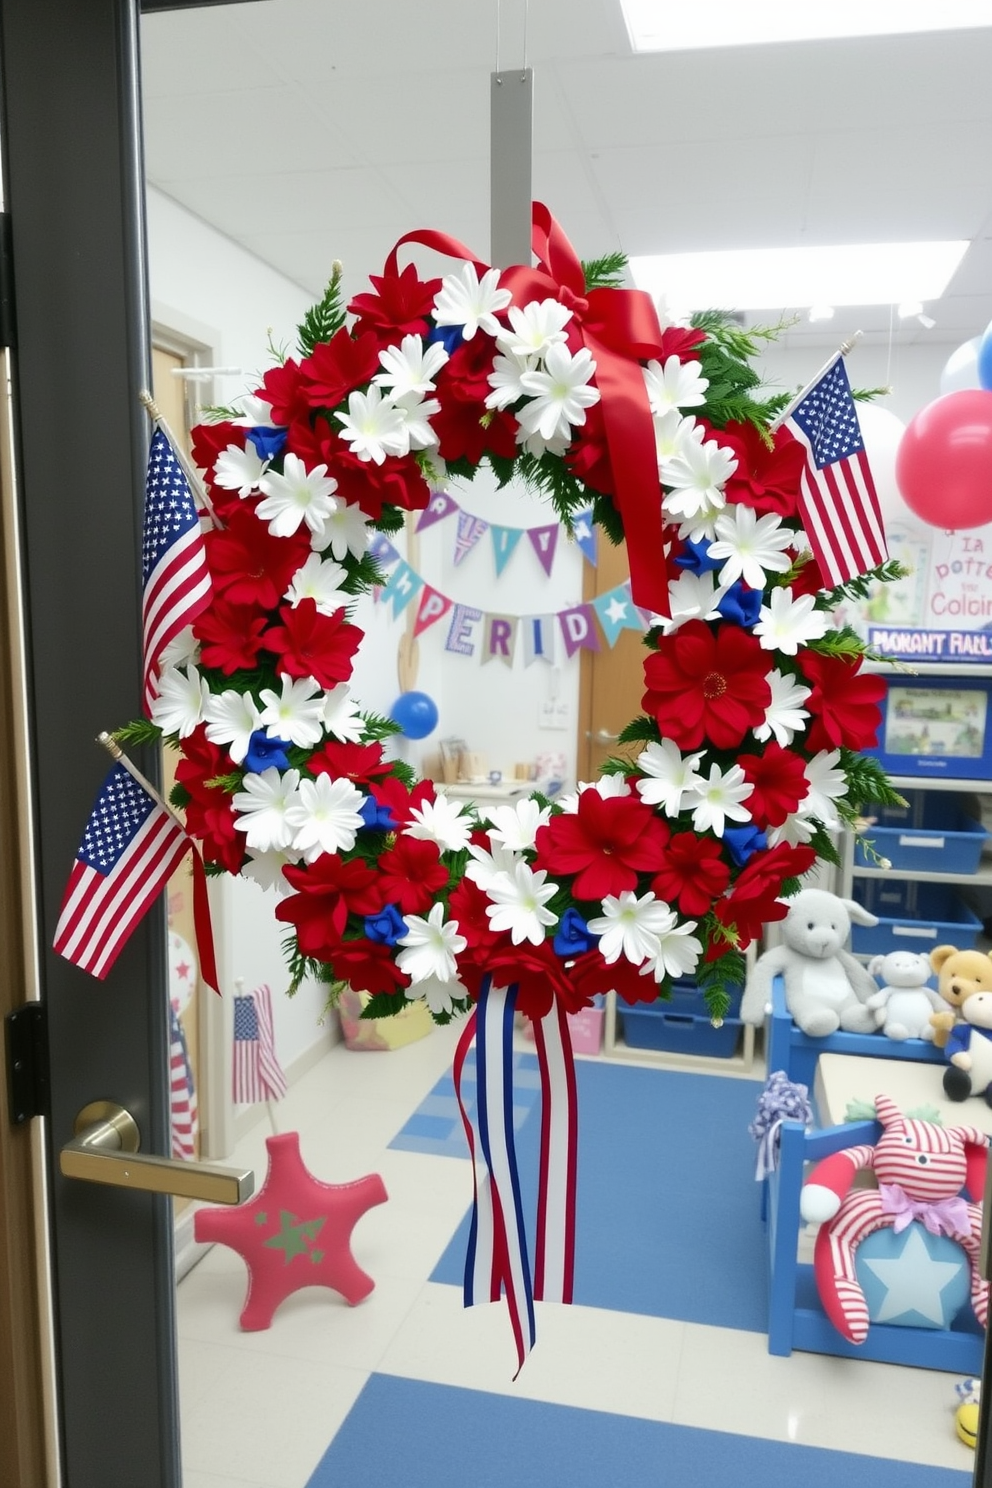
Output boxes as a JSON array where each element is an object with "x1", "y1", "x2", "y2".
[
  {"x1": 586, "y1": 728, "x2": 620, "y2": 743},
  {"x1": 60, "y1": 1100, "x2": 254, "y2": 1205}
]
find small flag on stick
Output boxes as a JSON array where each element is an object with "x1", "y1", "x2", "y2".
[
  {"x1": 233, "y1": 984, "x2": 287, "y2": 1106},
  {"x1": 169, "y1": 1002, "x2": 198, "y2": 1161}
]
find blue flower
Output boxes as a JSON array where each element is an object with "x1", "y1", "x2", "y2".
[
  {"x1": 243, "y1": 730, "x2": 292, "y2": 773},
  {"x1": 364, "y1": 904, "x2": 407, "y2": 946},
  {"x1": 245, "y1": 426, "x2": 288, "y2": 461},
  {"x1": 553, "y1": 907, "x2": 600, "y2": 958},
  {"x1": 674, "y1": 539, "x2": 722, "y2": 575},
  {"x1": 427, "y1": 323, "x2": 463, "y2": 356},
  {"x1": 723, "y1": 823, "x2": 768, "y2": 866},
  {"x1": 359, "y1": 795, "x2": 398, "y2": 832},
  {"x1": 717, "y1": 581, "x2": 762, "y2": 628}
]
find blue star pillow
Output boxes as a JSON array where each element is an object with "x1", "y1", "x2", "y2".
[{"x1": 855, "y1": 1223, "x2": 971, "y2": 1330}]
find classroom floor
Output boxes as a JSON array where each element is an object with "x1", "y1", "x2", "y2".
[{"x1": 175, "y1": 1023, "x2": 975, "y2": 1488}]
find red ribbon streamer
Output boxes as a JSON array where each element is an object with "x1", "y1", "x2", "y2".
[
  {"x1": 384, "y1": 203, "x2": 671, "y2": 617},
  {"x1": 189, "y1": 845, "x2": 220, "y2": 995}
]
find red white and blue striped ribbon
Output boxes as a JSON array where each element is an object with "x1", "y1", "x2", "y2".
[{"x1": 453, "y1": 976, "x2": 578, "y2": 1373}]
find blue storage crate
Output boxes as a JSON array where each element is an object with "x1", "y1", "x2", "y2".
[
  {"x1": 855, "y1": 791, "x2": 988, "y2": 874},
  {"x1": 852, "y1": 880, "x2": 983, "y2": 954},
  {"x1": 619, "y1": 980, "x2": 743, "y2": 1057}
]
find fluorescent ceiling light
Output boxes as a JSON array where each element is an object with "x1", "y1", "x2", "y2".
[
  {"x1": 621, "y1": 0, "x2": 992, "y2": 52},
  {"x1": 628, "y1": 241, "x2": 968, "y2": 313}
]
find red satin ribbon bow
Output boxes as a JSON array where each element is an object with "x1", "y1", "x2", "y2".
[{"x1": 383, "y1": 204, "x2": 670, "y2": 617}]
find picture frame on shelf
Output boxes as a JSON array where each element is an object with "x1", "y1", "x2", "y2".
[{"x1": 865, "y1": 674, "x2": 992, "y2": 781}]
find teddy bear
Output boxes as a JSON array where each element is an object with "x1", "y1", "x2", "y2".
[
  {"x1": 865, "y1": 949, "x2": 949, "y2": 1041},
  {"x1": 928, "y1": 945, "x2": 992, "y2": 1105},
  {"x1": 740, "y1": 888, "x2": 879, "y2": 1037}
]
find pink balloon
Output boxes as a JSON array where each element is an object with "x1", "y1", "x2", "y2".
[{"x1": 895, "y1": 390, "x2": 992, "y2": 530}]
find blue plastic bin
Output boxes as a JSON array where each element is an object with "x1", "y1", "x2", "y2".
[
  {"x1": 619, "y1": 980, "x2": 743, "y2": 1057},
  {"x1": 852, "y1": 880, "x2": 983, "y2": 954},
  {"x1": 856, "y1": 791, "x2": 988, "y2": 874}
]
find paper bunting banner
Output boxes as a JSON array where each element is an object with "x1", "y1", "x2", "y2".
[
  {"x1": 490, "y1": 525, "x2": 524, "y2": 577},
  {"x1": 558, "y1": 604, "x2": 601, "y2": 659},
  {"x1": 415, "y1": 489, "x2": 459, "y2": 532},
  {"x1": 484, "y1": 613, "x2": 518, "y2": 666},
  {"x1": 528, "y1": 525, "x2": 559, "y2": 578},
  {"x1": 413, "y1": 585, "x2": 453, "y2": 637},
  {"x1": 378, "y1": 560, "x2": 423, "y2": 617},
  {"x1": 571, "y1": 508, "x2": 597, "y2": 567},
  {"x1": 368, "y1": 532, "x2": 400, "y2": 565},
  {"x1": 445, "y1": 603, "x2": 483, "y2": 656},
  {"x1": 522, "y1": 615, "x2": 557, "y2": 667},
  {"x1": 454, "y1": 511, "x2": 490, "y2": 565},
  {"x1": 591, "y1": 583, "x2": 646, "y2": 647}
]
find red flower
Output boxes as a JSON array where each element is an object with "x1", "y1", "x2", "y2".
[
  {"x1": 265, "y1": 599, "x2": 363, "y2": 689},
  {"x1": 369, "y1": 776, "x2": 435, "y2": 831},
  {"x1": 736, "y1": 743, "x2": 809, "y2": 828},
  {"x1": 459, "y1": 940, "x2": 579, "y2": 1021},
  {"x1": 714, "y1": 842, "x2": 817, "y2": 946},
  {"x1": 326, "y1": 939, "x2": 410, "y2": 997},
  {"x1": 348, "y1": 262, "x2": 442, "y2": 345},
  {"x1": 659, "y1": 326, "x2": 707, "y2": 360},
  {"x1": 300, "y1": 328, "x2": 381, "y2": 409},
  {"x1": 799, "y1": 651, "x2": 886, "y2": 753},
  {"x1": 257, "y1": 358, "x2": 308, "y2": 427},
  {"x1": 193, "y1": 598, "x2": 268, "y2": 675},
  {"x1": 788, "y1": 550, "x2": 828, "y2": 598},
  {"x1": 204, "y1": 505, "x2": 309, "y2": 610},
  {"x1": 376, "y1": 836, "x2": 450, "y2": 915},
  {"x1": 330, "y1": 445, "x2": 432, "y2": 518},
  {"x1": 569, "y1": 947, "x2": 658, "y2": 1008},
  {"x1": 565, "y1": 401, "x2": 615, "y2": 497},
  {"x1": 431, "y1": 338, "x2": 519, "y2": 464},
  {"x1": 534, "y1": 791, "x2": 669, "y2": 901},
  {"x1": 642, "y1": 620, "x2": 771, "y2": 751},
  {"x1": 650, "y1": 834, "x2": 731, "y2": 917},
  {"x1": 448, "y1": 876, "x2": 501, "y2": 952},
  {"x1": 307, "y1": 740, "x2": 391, "y2": 786},
  {"x1": 175, "y1": 729, "x2": 245, "y2": 872},
  {"x1": 720, "y1": 422, "x2": 805, "y2": 521},
  {"x1": 276, "y1": 854, "x2": 383, "y2": 960}
]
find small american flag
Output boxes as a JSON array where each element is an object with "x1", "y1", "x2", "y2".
[
  {"x1": 233, "y1": 984, "x2": 286, "y2": 1105},
  {"x1": 169, "y1": 1002, "x2": 198, "y2": 1161},
  {"x1": 142, "y1": 426, "x2": 212, "y2": 715},
  {"x1": 53, "y1": 763, "x2": 191, "y2": 980},
  {"x1": 785, "y1": 355, "x2": 887, "y2": 587}
]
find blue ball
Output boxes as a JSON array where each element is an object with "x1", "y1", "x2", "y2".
[
  {"x1": 390, "y1": 690, "x2": 439, "y2": 740},
  {"x1": 978, "y1": 320, "x2": 992, "y2": 392}
]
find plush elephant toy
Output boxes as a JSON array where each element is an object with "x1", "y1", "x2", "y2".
[{"x1": 740, "y1": 888, "x2": 879, "y2": 1037}]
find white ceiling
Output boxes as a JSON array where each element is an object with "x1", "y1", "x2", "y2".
[{"x1": 139, "y1": 1, "x2": 992, "y2": 353}]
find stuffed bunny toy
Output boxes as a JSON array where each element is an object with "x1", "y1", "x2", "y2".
[{"x1": 740, "y1": 888, "x2": 879, "y2": 1037}]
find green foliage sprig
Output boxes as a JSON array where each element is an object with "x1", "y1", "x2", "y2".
[{"x1": 297, "y1": 262, "x2": 347, "y2": 358}]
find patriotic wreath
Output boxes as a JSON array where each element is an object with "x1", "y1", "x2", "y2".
[{"x1": 132, "y1": 204, "x2": 903, "y2": 1033}]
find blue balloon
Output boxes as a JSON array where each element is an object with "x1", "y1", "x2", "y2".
[
  {"x1": 389, "y1": 690, "x2": 439, "y2": 739},
  {"x1": 979, "y1": 320, "x2": 992, "y2": 393}
]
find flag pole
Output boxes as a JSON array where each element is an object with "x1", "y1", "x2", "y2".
[
  {"x1": 97, "y1": 731, "x2": 189, "y2": 835},
  {"x1": 768, "y1": 330, "x2": 864, "y2": 433},
  {"x1": 139, "y1": 388, "x2": 222, "y2": 529}
]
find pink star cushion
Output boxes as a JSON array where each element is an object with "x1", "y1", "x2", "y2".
[{"x1": 193, "y1": 1130, "x2": 388, "y2": 1330}]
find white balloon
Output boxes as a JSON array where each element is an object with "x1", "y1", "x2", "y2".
[
  {"x1": 857, "y1": 402, "x2": 913, "y2": 528},
  {"x1": 939, "y1": 336, "x2": 982, "y2": 396}
]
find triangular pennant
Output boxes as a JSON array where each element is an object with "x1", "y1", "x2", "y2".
[
  {"x1": 454, "y1": 510, "x2": 489, "y2": 565},
  {"x1": 490, "y1": 525, "x2": 524, "y2": 577},
  {"x1": 591, "y1": 583, "x2": 645, "y2": 647},
  {"x1": 572, "y1": 508, "x2": 598, "y2": 567},
  {"x1": 522, "y1": 614, "x2": 556, "y2": 666},
  {"x1": 412, "y1": 584, "x2": 453, "y2": 638},
  {"x1": 528, "y1": 524, "x2": 559, "y2": 577},
  {"x1": 558, "y1": 603, "x2": 601, "y2": 659},
  {"x1": 445, "y1": 603, "x2": 483, "y2": 656},
  {"x1": 378, "y1": 560, "x2": 423, "y2": 618},
  {"x1": 367, "y1": 532, "x2": 400, "y2": 566},
  {"x1": 415, "y1": 489, "x2": 459, "y2": 532},
  {"x1": 483, "y1": 613, "x2": 518, "y2": 667}
]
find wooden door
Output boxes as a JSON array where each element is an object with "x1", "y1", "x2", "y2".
[{"x1": 576, "y1": 536, "x2": 651, "y2": 781}]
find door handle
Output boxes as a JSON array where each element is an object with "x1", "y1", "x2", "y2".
[
  {"x1": 60, "y1": 1100, "x2": 254, "y2": 1205},
  {"x1": 586, "y1": 728, "x2": 620, "y2": 743}
]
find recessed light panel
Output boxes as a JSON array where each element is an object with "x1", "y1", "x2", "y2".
[{"x1": 621, "y1": 0, "x2": 992, "y2": 53}]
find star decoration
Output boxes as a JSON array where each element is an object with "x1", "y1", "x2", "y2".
[
  {"x1": 193, "y1": 1131, "x2": 388, "y2": 1329},
  {"x1": 857, "y1": 1224, "x2": 968, "y2": 1328},
  {"x1": 604, "y1": 596, "x2": 628, "y2": 625}
]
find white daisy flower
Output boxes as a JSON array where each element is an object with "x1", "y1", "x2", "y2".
[
  {"x1": 158, "y1": 626, "x2": 200, "y2": 673},
  {"x1": 319, "y1": 500, "x2": 370, "y2": 562},
  {"x1": 485, "y1": 861, "x2": 559, "y2": 946},
  {"x1": 675, "y1": 497, "x2": 727, "y2": 546},
  {"x1": 392, "y1": 392, "x2": 441, "y2": 452},
  {"x1": 661, "y1": 438, "x2": 737, "y2": 521},
  {"x1": 639, "y1": 919, "x2": 704, "y2": 982},
  {"x1": 432, "y1": 263, "x2": 512, "y2": 341},
  {"x1": 323, "y1": 683, "x2": 365, "y2": 743},
  {"x1": 213, "y1": 442, "x2": 267, "y2": 498},
  {"x1": 231, "y1": 395, "x2": 278, "y2": 428},
  {"x1": 587, "y1": 891, "x2": 676, "y2": 966},
  {"x1": 242, "y1": 848, "x2": 295, "y2": 894},
  {"x1": 754, "y1": 587, "x2": 831, "y2": 655},
  {"x1": 203, "y1": 688, "x2": 263, "y2": 764},
  {"x1": 232, "y1": 767, "x2": 301, "y2": 853},
  {"x1": 707, "y1": 504, "x2": 793, "y2": 591},
  {"x1": 495, "y1": 298, "x2": 573, "y2": 359},
  {"x1": 258, "y1": 675, "x2": 326, "y2": 749},
  {"x1": 684, "y1": 762, "x2": 754, "y2": 837},
  {"x1": 465, "y1": 838, "x2": 523, "y2": 892},
  {"x1": 335, "y1": 385, "x2": 407, "y2": 465},
  {"x1": 284, "y1": 553, "x2": 351, "y2": 615},
  {"x1": 486, "y1": 351, "x2": 535, "y2": 411},
  {"x1": 256, "y1": 453, "x2": 339, "y2": 541},
  {"x1": 404, "y1": 791, "x2": 473, "y2": 853},
  {"x1": 515, "y1": 424, "x2": 571, "y2": 459},
  {"x1": 150, "y1": 664, "x2": 209, "y2": 739},
  {"x1": 411, "y1": 974, "x2": 468, "y2": 1017},
  {"x1": 285, "y1": 773, "x2": 367, "y2": 860},
  {"x1": 798, "y1": 748, "x2": 848, "y2": 828},
  {"x1": 484, "y1": 798, "x2": 552, "y2": 852},
  {"x1": 635, "y1": 738, "x2": 706, "y2": 817},
  {"x1": 517, "y1": 343, "x2": 600, "y2": 442},
  {"x1": 396, "y1": 903, "x2": 468, "y2": 984},
  {"x1": 754, "y1": 669, "x2": 812, "y2": 746},
  {"x1": 373, "y1": 334, "x2": 448, "y2": 398},
  {"x1": 654, "y1": 409, "x2": 701, "y2": 465},
  {"x1": 660, "y1": 569, "x2": 725, "y2": 633},
  {"x1": 556, "y1": 775, "x2": 632, "y2": 815},
  {"x1": 643, "y1": 355, "x2": 708, "y2": 414}
]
